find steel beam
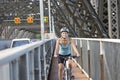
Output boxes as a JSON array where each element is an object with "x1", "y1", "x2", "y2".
[{"x1": 108, "y1": 0, "x2": 119, "y2": 38}]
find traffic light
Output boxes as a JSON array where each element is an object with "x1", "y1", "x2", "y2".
[
  {"x1": 14, "y1": 17, "x2": 21, "y2": 24},
  {"x1": 44, "y1": 16, "x2": 48, "y2": 23},
  {"x1": 27, "y1": 16, "x2": 34, "y2": 24}
]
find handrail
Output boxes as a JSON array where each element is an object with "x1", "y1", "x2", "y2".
[
  {"x1": 0, "y1": 40, "x2": 49, "y2": 66},
  {"x1": 73, "y1": 38, "x2": 120, "y2": 43},
  {"x1": 1, "y1": 38, "x2": 119, "y2": 80},
  {"x1": 0, "y1": 39, "x2": 56, "y2": 80}
]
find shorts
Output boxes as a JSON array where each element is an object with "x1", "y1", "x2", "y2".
[{"x1": 58, "y1": 54, "x2": 71, "y2": 64}]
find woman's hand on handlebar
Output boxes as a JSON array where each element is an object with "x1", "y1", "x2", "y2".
[
  {"x1": 77, "y1": 53, "x2": 80, "y2": 57},
  {"x1": 54, "y1": 54, "x2": 58, "y2": 58}
]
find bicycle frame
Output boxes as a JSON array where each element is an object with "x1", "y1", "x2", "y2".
[
  {"x1": 63, "y1": 57, "x2": 71, "y2": 80},
  {"x1": 63, "y1": 56, "x2": 77, "y2": 80}
]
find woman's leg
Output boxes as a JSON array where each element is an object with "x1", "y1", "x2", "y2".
[
  {"x1": 68, "y1": 59, "x2": 73, "y2": 68},
  {"x1": 58, "y1": 63, "x2": 64, "y2": 80}
]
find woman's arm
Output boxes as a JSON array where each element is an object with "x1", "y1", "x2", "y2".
[
  {"x1": 71, "y1": 38, "x2": 80, "y2": 57},
  {"x1": 54, "y1": 38, "x2": 60, "y2": 57}
]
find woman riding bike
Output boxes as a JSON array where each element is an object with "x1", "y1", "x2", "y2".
[{"x1": 54, "y1": 27, "x2": 80, "y2": 80}]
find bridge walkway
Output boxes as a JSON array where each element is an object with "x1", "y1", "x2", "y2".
[{"x1": 48, "y1": 57, "x2": 89, "y2": 80}]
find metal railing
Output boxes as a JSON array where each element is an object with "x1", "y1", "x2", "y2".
[
  {"x1": 72, "y1": 38, "x2": 120, "y2": 80},
  {"x1": 0, "y1": 39, "x2": 56, "y2": 80},
  {"x1": 1, "y1": 38, "x2": 120, "y2": 80}
]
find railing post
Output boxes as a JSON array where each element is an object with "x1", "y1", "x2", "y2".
[
  {"x1": 38, "y1": 47, "x2": 42, "y2": 80},
  {"x1": 87, "y1": 40, "x2": 91, "y2": 79},
  {"x1": 88, "y1": 49, "x2": 91, "y2": 79},
  {"x1": 43, "y1": 44, "x2": 47, "y2": 80},
  {"x1": 0, "y1": 64, "x2": 10, "y2": 80},
  {"x1": 26, "y1": 53, "x2": 30, "y2": 80},
  {"x1": 10, "y1": 59, "x2": 19, "y2": 80},
  {"x1": 50, "y1": 40, "x2": 53, "y2": 58},
  {"x1": 29, "y1": 50, "x2": 35, "y2": 80},
  {"x1": 100, "y1": 54, "x2": 104, "y2": 80},
  {"x1": 80, "y1": 39, "x2": 83, "y2": 71},
  {"x1": 100, "y1": 41, "x2": 104, "y2": 80}
]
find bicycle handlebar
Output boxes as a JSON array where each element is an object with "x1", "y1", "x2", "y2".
[
  {"x1": 64, "y1": 55, "x2": 79, "y2": 60},
  {"x1": 70, "y1": 55, "x2": 79, "y2": 58}
]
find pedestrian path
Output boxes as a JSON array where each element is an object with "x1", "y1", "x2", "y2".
[{"x1": 48, "y1": 57, "x2": 89, "y2": 80}]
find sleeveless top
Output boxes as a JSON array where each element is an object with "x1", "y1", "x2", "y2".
[{"x1": 58, "y1": 38, "x2": 71, "y2": 55}]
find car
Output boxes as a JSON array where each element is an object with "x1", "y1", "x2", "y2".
[{"x1": 10, "y1": 38, "x2": 31, "y2": 48}]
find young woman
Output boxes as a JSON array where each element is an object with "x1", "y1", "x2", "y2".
[{"x1": 54, "y1": 27, "x2": 80, "y2": 80}]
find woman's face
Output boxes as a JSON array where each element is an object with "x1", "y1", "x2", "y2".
[{"x1": 61, "y1": 32, "x2": 68, "y2": 38}]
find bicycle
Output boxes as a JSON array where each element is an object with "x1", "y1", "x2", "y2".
[{"x1": 62, "y1": 55, "x2": 78, "y2": 80}]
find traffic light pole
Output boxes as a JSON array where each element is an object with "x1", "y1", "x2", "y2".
[
  {"x1": 48, "y1": 0, "x2": 52, "y2": 39},
  {"x1": 39, "y1": 0, "x2": 45, "y2": 40}
]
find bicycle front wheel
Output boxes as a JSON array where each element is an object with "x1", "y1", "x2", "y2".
[{"x1": 64, "y1": 68, "x2": 71, "y2": 80}]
